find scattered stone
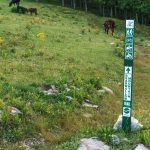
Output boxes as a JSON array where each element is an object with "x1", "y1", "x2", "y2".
[
  {"x1": 65, "y1": 96, "x2": 73, "y2": 100},
  {"x1": 84, "y1": 99, "x2": 91, "y2": 103},
  {"x1": 122, "y1": 138, "x2": 130, "y2": 143},
  {"x1": 82, "y1": 102, "x2": 98, "y2": 109},
  {"x1": 109, "y1": 134, "x2": 120, "y2": 145},
  {"x1": 39, "y1": 84, "x2": 58, "y2": 95},
  {"x1": 113, "y1": 115, "x2": 143, "y2": 131},
  {"x1": 134, "y1": 144, "x2": 149, "y2": 150},
  {"x1": 70, "y1": 85, "x2": 80, "y2": 90},
  {"x1": 9, "y1": 106, "x2": 22, "y2": 115},
  {"x1": 77, "y1": 137, "x2": 109, "y2": 150},
  {"x1": 143, "y1": 54, "x2": 150, "y2": 59},
  {"x1": 24, "y1": 138, "x2": 44, "y2": 150},
  {"x1": 102, "y1": 86, "x2": 114, "y2": 95},
  {"x1": 97, "y1": 89, "x2": 105, "y2": 95}
]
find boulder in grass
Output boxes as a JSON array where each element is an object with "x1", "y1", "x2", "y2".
[
  {"x1": 24, "y1": 138, "x2": 44, "y2": 150},
  {"x1": 82, "y1": 102, "x2": 98, "y2": 109},
  {"x1": 39, "y1": 84, "x2": 58, "y2": 95},
  {"x1": 66, "y1": 96, "x2": 73, "y2": 100},
  {"x1": 113, "y1": 115, "x2": 143, "y2": 131},
  {"x1": 9, "y1": 106, "x2": 22, "y2": 115},
  {"x1": 109, "y1": 134, "x2": 120, "y2": 145},
  {"x1": 134, "y1": 144, "x2": 149, "y2": 150},
  {"x1": 77, "y1": 137, "x2": 109, "y2": 150},
  {"x1": 102, "y1": 86, "x2": 114, "y2": 95},
  {"x1": 97, "y1": 89, "x2": 106, "y2": 95}
]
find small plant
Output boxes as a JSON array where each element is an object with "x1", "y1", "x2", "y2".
[
  {"x1": 114, "y1": 47, "x2": 124, "y2": 58},
  {"x1": 0, "y1": 99, "x2": 5, "y2": 109},
  {"x1": 89, "y1": 78, "x2": 102, "y2": 89},
  {"x1": 0, "y1": 107, "x2": 23, "y2": 142},
  {"x1": 0, "y1": 37, "x2": 4, "y2": 45},
  {"x1": 32, "y1": 101, "x2": 48, "y2": 114},
  {"x1": 97, "y1": 127, "x2": 113, "y2": 144},
  {"x1": 138, "y1": 130, "x2": 150, "y2": 146},
  {"x1": 37, "y1": 32, "x2": 45, "y2": 40}
]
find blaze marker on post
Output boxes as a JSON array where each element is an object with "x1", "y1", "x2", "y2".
[{"x1": 122, "y1": 20, "x2": 135, "y2": 132}]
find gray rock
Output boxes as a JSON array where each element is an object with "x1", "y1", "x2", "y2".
[
  {"x1": 122, "y1": 138, "x2": 130, "y2": 143},
  {"x1": 77, "y1": 137, "x2": 109, "y2": 150},
  {"x1": 24, "y1": 138, "x2": 44, "y2": 150},
  {"x1": 66, "y1": 96, "x2": 73, "y2": 100},
  {"x1": 134, "y1": 144, "x2": 149, "y2": 150},
  {"x1": 97, "y1": 89, "x2": 106, "y2": 95},
  {"x1": 113, "y1": 115, "x2": 143, "y2": 131},
  {"x1": 44, "y1": 86, "x2": 58, "y2": 95},
  {"x1": 102, "y1": 86, "x2": 114, "y2": 95},
  {"x1": 9, "y1": 106, "x2": 22, "y2": 115},
  {"x1": 143, "y1": 54, "x2": 150, "y2": 59},
  {"x1": 109, "y1": 134, "x2": 120, "y2": 145},
  {"x1": 39, "y1": 84, "x2": 58, "y2": 95},
  {"x1": 82, "y1": 102, "x2": 98, "y2": 109}
]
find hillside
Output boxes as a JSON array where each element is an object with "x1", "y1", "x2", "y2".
[{"x1": 0, "y1": 0, "x2": 150, "y2": 149}]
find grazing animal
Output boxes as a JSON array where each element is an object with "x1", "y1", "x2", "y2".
[
  {"x1": 28, "y1": 8, "x2": 38, "y2": 15},
  {"x1": 17, "y1": 6, "x2": 28, "y2": 14},
  {"x1": 9, "y1": 0, "x2": 20, "y2": 7},
  {"x1": 104, "y1": 20, "x2": 115, "y2": 36}
]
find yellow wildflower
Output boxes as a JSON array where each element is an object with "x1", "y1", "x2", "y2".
[
  {"x1": 37, "y1": 32, "x2": 45, "y2": 40},
  {"x1": 0, "y1": 37, "x2": 4, "y2": 45}
]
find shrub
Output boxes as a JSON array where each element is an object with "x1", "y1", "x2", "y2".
[
  {"x1": 0, "y1": 108, "x2": 23, "y2": 142},
  {"x1": 11, "y1": 7, "x2": 18, "y2": 13},
  {"x1": 114, "y1": 47, "x2": 124, "y2": 58},
  {"x1": 138, "y1": 130, "x2": 150, "y2": 146}
]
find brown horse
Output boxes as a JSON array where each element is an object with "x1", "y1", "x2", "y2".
[
  {"x1": 104, "y1": 20, "x2": 115, "y2": 36},
  {"x1": 28, "y1": 8, "x2": 38, "y2": 15}
]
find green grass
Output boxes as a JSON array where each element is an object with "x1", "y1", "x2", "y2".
[{"x1": 0, "y1": 0, "x2": 150, "y2": 149}]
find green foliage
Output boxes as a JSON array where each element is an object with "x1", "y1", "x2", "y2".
[
  {"x1": 97, "y1": 127, "x2": 113, "y2": 143},
  {"x1": 114, "y1": 47, "x2": 124, "y2": 58},
  {"x1": 0, "y1": 109, "x2": 22, "y2": 142},
  {"x1": 137, "y1": 129, "x2": 150, "y2": 146},
  {"x1": 10, "y1": 7, "x2": 17, "y2": 13}
]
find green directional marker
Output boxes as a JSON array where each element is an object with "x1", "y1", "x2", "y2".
[
  {"x1": 126, "y1": 67, "x2": 130, "y2": 73},
  {"x1": 122, "y1": 20, "x2": 135, "y2": 132}
]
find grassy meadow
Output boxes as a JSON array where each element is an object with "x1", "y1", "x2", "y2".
[{"x1": 0, "y1": 0, "x2": 150, "y2": 149}]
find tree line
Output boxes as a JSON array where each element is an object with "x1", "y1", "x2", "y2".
[{"x1": 56, "y1": 0, "x2": 150, "y2": 25}]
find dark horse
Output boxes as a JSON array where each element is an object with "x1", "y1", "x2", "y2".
[
  {"x1": 17, "y1": 6, "x2": 28, "y2": 14},
  {"x1": 9, "y1": 0, "x2": 20, "y2": 7},
  {"x1": 104, "y1": 20, "x2": 115, "y2": 36},
  {"x1": 28, "y1": 8, "x2": 38, "y2": 15}
]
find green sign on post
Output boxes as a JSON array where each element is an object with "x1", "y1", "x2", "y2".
[{"x1": 122, "y1": 20, "x2": 135, "y2": 132}]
